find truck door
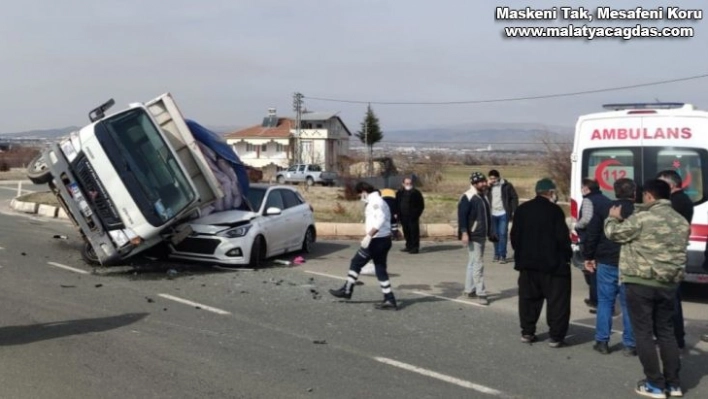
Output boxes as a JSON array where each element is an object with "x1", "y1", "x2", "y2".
[{"x1": 144, "y1": 94, "x2": 223, "y2": 209}]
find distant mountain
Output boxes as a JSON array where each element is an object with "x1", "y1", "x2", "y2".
[
  {"x1": 0, "y1": 126, "x2": 80, "y2": 140},
  {"x1": 379, "y1": 123, "x2": 573, "y2": 150}
]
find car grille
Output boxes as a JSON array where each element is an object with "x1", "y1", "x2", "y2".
[
  {"x1": 74, "y1": 155, "x2": 123, "y2": 229},
  {"x1": 174, "y1": 237, "x2": 221, "y2": 255}
]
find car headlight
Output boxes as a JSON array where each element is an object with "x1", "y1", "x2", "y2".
[
  {"x1": 223, "y1": 225, "x2": 252, "y2": 238},
  {"x1": 109, "y1": 228, "x2": 140, "y2": 248}
]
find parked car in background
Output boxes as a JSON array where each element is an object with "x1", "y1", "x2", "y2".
[
  {"x1": 168, "y1": 184, "x2": 316, "y2": 267},
  {"x1": 275, "y1": 164, "x2": 337, "y2": 186}
]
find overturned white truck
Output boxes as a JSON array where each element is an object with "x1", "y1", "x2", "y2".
[{"x1": 26, "y1": 93, "x2": 249, "y2": 265}]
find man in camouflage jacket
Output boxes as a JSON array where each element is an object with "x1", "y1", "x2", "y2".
[{"x1": 604, "y1": 179, "x2": 689, "y2": 397}]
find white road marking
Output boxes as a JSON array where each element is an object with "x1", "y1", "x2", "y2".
[
  {"x1": 304, "y1": 270, "x2": 347, "y2": 281},
  {"x1": 158, "y1": 294, "x2": 231, "y2": 315},
  {"x1": 374, "y1": 356, "x2": 504, "y2": 396},
  {"x1": 0, "y1": 246, "x2": 5, "y2": 250},
  {"x1": 0, "y1": 186, "x2": 35, "y2": 194},
  {"x1": 47, "y1": 262, "x2": 90, "y2": 275},
  {"x1": 411, "y1": 291, "x2": 487, "y2": 308}
]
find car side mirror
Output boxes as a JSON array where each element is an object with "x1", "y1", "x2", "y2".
[{"x1": 265, "y1": 207, "x2": 282, "y2": 216}]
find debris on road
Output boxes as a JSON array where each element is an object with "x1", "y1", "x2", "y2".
[
  {"x1": 53, "y1": 235, "x2": 68, "y2": 239},
  {"x1": 274, "y1": 259, "x2": 291, "y2": 266},
  {"x1": 94, "y1": 284, "x2": 103, "y2": 288},
  {"x1": 60, "y1": 284, "x2": 76, "y2": 288},
  {"x1": 293, "y1": 256, "x2": 306, "y2": 265},
  {"x1": 21, "y1": 252, "x2": 26, "y2": 256},
  {"x1": 146, "y1": 297, "x2": 155, "y2": 303},
  {"x1": 312, "y1": 340, "x2": 327, "y2": 345},
  {"x1": 166, "y1": 269, "x2": 179, "y2": 279},
  {"x1": 309, "y1": 288, "x2": 321, "y2": 300}
]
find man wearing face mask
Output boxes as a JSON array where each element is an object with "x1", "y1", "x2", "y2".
[
  {"x1": 510, "y1": 178, "x2": 572, "y2": 347},
  {"x1": 329, "y1": 182, "x2": 398, "y2": 310},
  {"x1": 396, "y1": 177, "x2": 425, "y2": 254},
  {"x1": 457, "y1": 172, "x2": 497, "y2": 306}
]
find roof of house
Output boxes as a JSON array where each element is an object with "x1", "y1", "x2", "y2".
[
  {"x1": 224, "y1": 118, "x2": 294, "y2": 139},
  {"x1": 224, "y1": 113, "x2": 352, "y2": 138}
]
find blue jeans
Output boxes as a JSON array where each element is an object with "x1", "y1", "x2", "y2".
[
  {"x1": 596, "y1": 263, "x2": 635, "y2": 348},
  {"x1": 492, "y1": 214, "x2": 509, "y2": 258}
]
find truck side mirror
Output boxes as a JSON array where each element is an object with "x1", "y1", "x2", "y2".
[{"x1": 89, "y1": 99, "x2": 116, "y2": 122}]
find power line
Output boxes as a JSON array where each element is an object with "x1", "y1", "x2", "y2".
[{"x1": 304, "y1": 73, "x2": 708, "y2": 105}]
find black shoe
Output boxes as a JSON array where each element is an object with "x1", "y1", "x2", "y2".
[
  {"x1": 548, "y1": 339, "x2": 564, "y2": 348},
  {"x1": 521, "y1": 334, "x2": 537, "y2": 343},
  {"x1": 584, "y1": 298, "x2": 597, "y2": 309},
  {"x1": 593, "y1": 341, "x2": 610, "y2": 354},
  {"x1": 374, "y1": 300, "x2": 398, "y2": 311},
  {"x1": 329, "y1": 285, "x2": 352, "y2": 299},
  {"x1": 409, "y1": 248, "x2": 419, "y2": 254},
  {"x1": 622, "y1": 347, "x2": 637, "y2": 357}
]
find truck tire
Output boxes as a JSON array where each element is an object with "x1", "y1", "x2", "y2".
[
  {"x1": 81, "y1": 242, "x2": 100, "y2": 266},
  {"x1": 277, "y1": 175, "x2": 285, "y2": 184},
  {"x1": 27, "y1": 154, "x2": 52, "y2": 185},
  {"x1": 306, "y1": 177, "x2": 314, "y2": 186}
]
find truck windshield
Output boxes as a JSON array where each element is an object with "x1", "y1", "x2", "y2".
[{"x1": 96, "y1": 108, "x2": 195, "y2": 226}]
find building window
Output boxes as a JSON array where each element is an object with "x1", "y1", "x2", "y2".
[
  {"x1": 261, "y1": 143, "x2": 268, "y2": 152},
  {"x1": 246, "y1": 143, "x2": 256, "y2": 152},
  {"x1": 276, "y1": 143, "x2": 288, "y2": 152},
  {"x1": 316, "y1": 123, "x2": 323, "y2": 128}
]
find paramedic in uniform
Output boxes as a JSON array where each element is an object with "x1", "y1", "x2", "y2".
[{"x1": 329, "y1": 182, "x2": 398, "y2": 310}]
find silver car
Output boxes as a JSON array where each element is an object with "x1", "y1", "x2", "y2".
[{"x1": 168, "y1": 184, "x2": 316, "y2": 266}]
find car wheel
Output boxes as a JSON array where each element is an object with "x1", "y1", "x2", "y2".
[
  {"x1": 27, "y1": 154, "x2": 52, "y2": 184},
  {"x1": 81, "y1": 242, "x2": 100, "y2": 266},
  {"x1": 249, "y1": 235, "x2": 267, "y2": 268},
  {"x1": 306, "y1": 177, "x2": 314, "y2": 186},
  {"x1": 301, "y1": 227, "x2": 315, "y2": 253},
  {"x1": 277, "y1": 175, "x2": 285, "y2": 184}
]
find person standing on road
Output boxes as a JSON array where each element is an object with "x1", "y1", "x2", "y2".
[
  {"x1": 396, "y1": 177, "x2": 425, "y2": 254},
  {"x1": 457, "y1": 172, "x2": 497, "y2": 306},
  {"x1": 575, "y1": 178, "x2": 611, "y2": 314},
  {"x1": 329, "y1": 182, "x2": 398, "y2": 310},
  {"x1": 582, "y1": 178, "x2": 637, "y2": 356},
  {"x1": 657, "y1": 169, "x2": 693, "y2": 351},
  {"x1": 604, "y1": 179, "x2": 689, "y2": 398},
  {"x1": 510, "y1": 178, "x2": 572, "y2": 348},
  {"x1": 486, "y1": 169, "x2": 519, "y2": 264}
]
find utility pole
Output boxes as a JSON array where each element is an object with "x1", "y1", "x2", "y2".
[
  {"x1": 364, "y1": 104, "x2": 369, "y2": 177},
  {"x1": 292, "y1": 92, "x2": 304, "y2": 164}
]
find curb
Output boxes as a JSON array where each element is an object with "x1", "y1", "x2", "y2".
[{"x1": 10, "y1": 200, "x2": 456, "y2": 237}]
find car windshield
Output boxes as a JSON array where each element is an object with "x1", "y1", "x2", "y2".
[
  {"x1": 96, "y1": 108, "x2": 195, "y2": 225},
  {"x1": 247, "y1": 187, "x2": 267, "y2": 212}
]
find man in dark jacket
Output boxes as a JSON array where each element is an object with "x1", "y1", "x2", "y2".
[
  {"x1": 575, "y1": 178, "x2": 611, "y2": 312},
  {"x1": 657, "y1": 169, "x2": 694, "y2": 350},
  {"x1": 510, "y1": 178, "x2": 572, "y2": 347},
  {"x1": 583, "y1": 178, "x2": 637, "y2": 356},
  {"x1": 457, "y1": 172, "x2": 497, "y2": 306},
  {"x1": 396, "y1": 177, "x2": 425, "y2": 254},
  {"x1": 486, "y1": 170, "x2": 519, "y2": 264}
]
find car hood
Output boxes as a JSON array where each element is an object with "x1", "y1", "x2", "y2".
[{"x1": 188, "y1": 210, "x2": 259, "y2": 234}]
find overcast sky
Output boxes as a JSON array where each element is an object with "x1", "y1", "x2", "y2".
[{"x1": 1, "y1": 0, "x2": 706, "y2": 133}]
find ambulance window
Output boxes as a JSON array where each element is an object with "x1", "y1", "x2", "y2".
[
  {"x1": 649, "y1": 148, "x2": 706, "y2": 204},
  {"x1": 583, "y1": 148, "x2": 637, "y2": 200}
]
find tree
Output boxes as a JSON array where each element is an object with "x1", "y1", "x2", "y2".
[{"x1": 356, "y1": 104, "x2": 384, "y2": 176}]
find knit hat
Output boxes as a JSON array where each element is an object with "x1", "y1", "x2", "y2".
[
  {"x1": 470, "y1": 172, "x2": 487, "y2": 184},
  {"x1": 535, "y1": 178, "x2": 557, "y2": 192}
]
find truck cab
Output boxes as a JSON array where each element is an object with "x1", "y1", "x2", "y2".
[{"x1": 27, "y1": 93, "x2": 223, "y2": 265}]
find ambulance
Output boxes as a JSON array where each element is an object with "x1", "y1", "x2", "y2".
[{"x1": 569, "y1": 102, "x2": 708, "y2": 283}]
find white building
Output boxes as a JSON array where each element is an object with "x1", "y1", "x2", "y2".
[{"x1": 224, "y1": 109, "x2": 351, "y2": 171}]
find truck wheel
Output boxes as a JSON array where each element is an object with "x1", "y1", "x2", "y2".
[
  {"x1": 81, "y1": 242, "x2": 100, "y2": 266},
  {"x1": 27, "y1": 154, "x2": 52, "y2": 185},
  {"x1": 277, "y1": 175, "x2": 285, "y2": 184},
  {"x1": 306, "y1": 177, "x2": 314, "y2": 186}
]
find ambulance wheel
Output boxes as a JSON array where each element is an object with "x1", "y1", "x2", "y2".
[{"x1": 27, "y1": 154, "x2": 52, "y2": 184}]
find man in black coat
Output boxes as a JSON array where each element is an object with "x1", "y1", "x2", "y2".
[
  {"x1": 510, "y1": 178, "x2": 572, "y2": 347},
  {"x1": 397, "y1": 176, "x2": 425, "y2": 254},
  {"x1": 486, "y1": 169, "x2": 519, "y2": 264},
  {"x1": 657, "y1": 169, "x2": 694, "y2": 349}
]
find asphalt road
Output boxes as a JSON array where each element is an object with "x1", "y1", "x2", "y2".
[{"x1": 1, "y1": 182, "x2": 708, "y2": 398}]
